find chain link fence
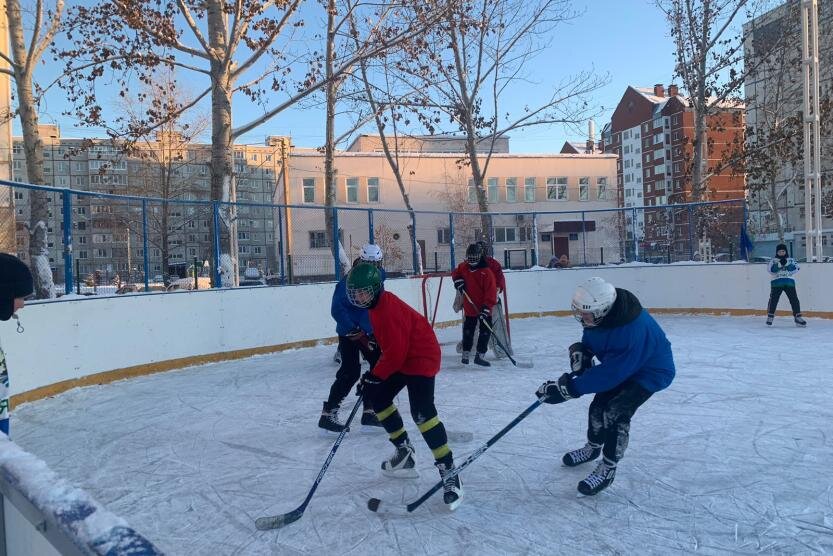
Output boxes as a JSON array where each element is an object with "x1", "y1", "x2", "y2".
[{"x1": 2, "y1": 180, "x2": 768, "y2": 298}]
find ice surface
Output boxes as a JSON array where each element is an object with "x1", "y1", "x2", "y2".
[{"x1": 12, "y1": 315, "x2": 833, "y2": 555}]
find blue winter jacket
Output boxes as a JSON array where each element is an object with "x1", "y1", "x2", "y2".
[
  {"x1": 331, "y1": 268, "x2": 386, "y2": 336},
  {"x1": 769, "y1": 257, "x2": 799, "y2": 287},
  {"x1": 572, "y1": 289, "x2": 676, "y2": 396}
]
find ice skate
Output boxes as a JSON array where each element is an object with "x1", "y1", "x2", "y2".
[
  {"x1": 382, "y1": 439, "x2": 418, "y2": 478},
  {"x1": 318, "y1": 402, "x2": 345, "y2": 434},
  {"x1": 360, "y1": 409, "x2": 384, "y2": 430},
  {"x1": 766, "y1": 315, "x2": 773, "y2": 326},
  {"x1": 436, "y1": 459, "x2": 463, "y2": 510},
  {"x1": 473, "y1": 353, "x2": 490, "y2": 367},
  {"x1": 577, "y1": 458, "x2": 616, "y2": 496},
  {"x1": 794, "y1": 315, "x2": 807, "y2": 327},
  {"x1": 561, "y1": 443, "x2": 601, "y2": 467},
  {"x1": 461, "y1": 351, "x2": 470, "y2": 365}
]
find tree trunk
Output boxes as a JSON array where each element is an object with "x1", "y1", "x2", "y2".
[
  {"x1": 323, "y1": 0, "x2": 343, "y2": 275},
  {"x1": 7, "y1": 0, "x2": 55, "y2": 298}
]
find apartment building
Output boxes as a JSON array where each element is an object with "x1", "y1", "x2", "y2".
[
  {"x1": 602, "y1": 85, "x2": 746, "y2": 260},
  {"x1": 281, "y1": 135, "x2": 619, "y2": 274},
  {"x1": 11, "y1": 125, "x2": 287, "y2": 283},
  {"x1": 743, "y1": 0, "x2": 833, "y2": 257}
]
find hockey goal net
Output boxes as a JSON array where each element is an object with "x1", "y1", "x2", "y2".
[{"x1": 418, "y1": 272, "x2": 510, "y2": 339}]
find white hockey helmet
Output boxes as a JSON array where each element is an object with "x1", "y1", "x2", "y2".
[
  {"x1": 571, "y1": 277, "x2": 617, "y2": 327},
  {"x1": 359, "y1": 243, "x2": 383, "y2": 265}
]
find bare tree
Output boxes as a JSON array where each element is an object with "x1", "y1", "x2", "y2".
[
  {"x1": 390, "y1": 0, "x2": 604, "y2": 245},
  {"x1": 656, "y1": 0, "x2": 770, "y2": 201},
  {"x1": 2, "y1": 0, "x2": 63, "y2": 298}
]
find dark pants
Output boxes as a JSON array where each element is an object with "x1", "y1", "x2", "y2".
[
  {"x1": 767, "y1": 285, "x2": 801, "y2": 316},
  {"x1": 326, "y1": 336, "x2": 378, "y2": 410},
  {"x1": 370, "y1": 374, "x2": 452, "y2": 463},
  {"x1": 462, "y1": 315, "x2": 492, "y2": 354},
  {"x1": 587, "y1": 379, "x2": 653, "y2": 463}
]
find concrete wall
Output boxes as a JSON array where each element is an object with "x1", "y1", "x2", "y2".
[{"x1": 2, "y1": 263, "x2": 831, "y2": 402}]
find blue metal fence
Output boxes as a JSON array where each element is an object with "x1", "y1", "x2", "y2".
[{"x1": 1, "y1": 179, "x2": 752, "y2": 297}]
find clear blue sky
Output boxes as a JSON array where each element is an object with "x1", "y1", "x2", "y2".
[{"x1": 31, "y1": 0, "x2": 678, "y2": 154}]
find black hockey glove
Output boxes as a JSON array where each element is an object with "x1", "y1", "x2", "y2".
[
  {"x1": 568, "y1": 342, "x2": 595, "y2": 375},
  {"x1": 453, "y1": 278, "x2": 466, "y2": 292},
  {"x1": 366, "y1": 334, "x2": 378, "y2": 352},
  {"x1": 357, "y1": 371, "x2": 383, "y2": 399},
  {"x1": 479, "y1": 305, "x2": 491, "y2": 321},
  {"x1": 536, "y1": 373, "x2": 577, "y2": 404}
]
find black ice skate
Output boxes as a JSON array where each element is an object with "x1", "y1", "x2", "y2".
[
  {"x1": 318, "y1": 402, "x2": 345, "y2": 434},
  {"x1": 436, "y1": 459, "x2": 463, "y2": 510},
  {"x1": 794, "y1": 315, "x2": 807, "y2": 327},
  {"x1": 562, "y1": 443, "x2": 602, "y2": 467},
  {"x1": 473, "y1": 353, "x2": 490, "y2": 367},
  {"x1": 461, "y1": 351, "x2": 470, "y2": 365},
  {"x1": 360, "y1": 409, "x2": 384, "y2": 429},
  {"x1": 382, "y1": 439, "x2": 418, "y2": 478},
  {"x1": 577, "y1": 458, "x2": 616, "y2": 496},
  {"x1": 766, "y1": 315, "x2": 773, "y2": 326}
]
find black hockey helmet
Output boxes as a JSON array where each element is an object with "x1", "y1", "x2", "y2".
[{"x1": 466, "y1": 243, "x2": 483, "y2": 266}]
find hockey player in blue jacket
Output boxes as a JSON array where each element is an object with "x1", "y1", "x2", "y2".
[
  {"x1": 319, "y1": 244, "x2": 387, "y2": 433},
  {"x1": 536, "y1": 277, "x2": 676, "y2": 496},
  {"x1": 766, "y1": 243, "x2": 806, "y2": 327}
]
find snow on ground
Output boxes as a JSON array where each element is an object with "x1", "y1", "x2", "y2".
[{"x1": 12, "y1": 315, "x2": 833, "y2": 555}]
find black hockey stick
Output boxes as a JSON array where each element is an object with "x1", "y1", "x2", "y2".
[
  {"x1": 255, "y1": 395, "x2": 364, "y2": 530},
  {"x1": 462, "y1": 291, "x2": 532, "y2": 368},
  {"x1": 367, "y1": 398, "x2": 544, "y2": 514}
]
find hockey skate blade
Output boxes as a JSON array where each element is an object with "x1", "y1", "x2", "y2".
[
  {"x1": 255, "y1": 509, "x2": 303, "y2": 530},
  {"x1": 381, "y1": 467, "x2": 420, "y2": 479}
]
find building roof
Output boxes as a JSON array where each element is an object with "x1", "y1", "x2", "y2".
[{"x1": 631, "y1": 85, "x2": 745, "y2": 111}]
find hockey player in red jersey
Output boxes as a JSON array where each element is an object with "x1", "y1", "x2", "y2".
[
  {"x1": 347, "y1": 262, "x2": 463, "y2": 509},
  {"x1": 451, "y1": 243, "x2": 497, "y2": 367}
]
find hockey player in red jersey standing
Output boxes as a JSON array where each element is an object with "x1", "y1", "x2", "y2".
[
  {"x1": 451, "y1": 243, "x2": 497, "y2": 367},
  {"x1": 347, "y1": 262, "x2": 463, "y2": 509}
]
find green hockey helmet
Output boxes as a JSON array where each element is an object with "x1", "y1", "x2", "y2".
[{"x1": 347, "y1": 262, "x2": 383, "y2": 308}]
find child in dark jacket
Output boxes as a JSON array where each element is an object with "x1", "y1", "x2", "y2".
[
  {"x1": 536, "y1": 277, "x2": 676, "y2": 496},
  {"x1": 766, "y1": 243, "x2": 806, "y2": 327}
]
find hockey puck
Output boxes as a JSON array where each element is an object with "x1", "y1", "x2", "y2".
[{"x1": 367, "y1": 498, "x2": 381, "y2": 512}]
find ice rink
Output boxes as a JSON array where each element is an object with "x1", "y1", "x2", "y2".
[{"x1": 12, "y1": 315, "x2": 833, "y2": 555}]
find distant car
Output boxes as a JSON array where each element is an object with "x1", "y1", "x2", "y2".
[{"x1": 239, "y1": 278, "x2": 267, "y2": 287}]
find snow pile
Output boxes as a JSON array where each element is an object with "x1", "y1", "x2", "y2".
[{"x1": 0, "y1": 435, "x2": 163, "y2": 555}]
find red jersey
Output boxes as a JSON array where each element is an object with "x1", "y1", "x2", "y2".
[
  {"x1": 368, "y1": 291, "x2": 441, "y2": 380},
  {"x1": 451, "y1": 261, "x2": 497, "y2": 317},
  {"x1": 485, "y1": 257, "x2": 506, "y2": 292}
]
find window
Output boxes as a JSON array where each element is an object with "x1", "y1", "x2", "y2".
[
  {"x1": 14, "y1": 191, "x2": 23, "y2": 200},
  {"x1": 437, "y1": 228, "x2": 451, "y2": 244},
  {"x1": 96, "y1": 248, "x2": 109, "y2": 258},
  {"x1": 494, "y1": 226, "x2": 517, "y2": 243},
  {"x1": 597, "y1": 177, "x2": 607, "y2": 200},
  {"x1": 644, "y1": 151, "x2": 654, "y2": 164},
  {"x1": 309, "y1": 230, "x2": 329, "y2": 249},
  {"x1": 253, "y1": 246, "x2": 262, "y2": 255},
  {"x1": 78, "y1": 250, "x2": 88, "y2": 259},
  {"x1": 505, "y1": 177, "x2": 517, "y2": 202},
  {"x1": 546, "y1": 177, "x2": 568, "y2": 200},
  {"x1": 251, "y1": 153, "x2": 258, "y2": 161},
  {"x1": 234, "y1": 151, "x2": 244, "y2": 160},
  {"x1": 623, "y1": 144, "x2": 631, "y2": 155},
  {"x1": 655, "y1": 179, "x2": 666, "y2": 192},
  {"x1": 652, "y1": 117, "x2": 662, "y2": 129},
  {"x1": 672, "y1": 114, "x2": 680, "y2": 125},
  {"x1": 653, "y1": 134, "x2": 664, "y2": 145},
  {"x1": 673, "y1": 162, "x2": 683, "y2": 174},
  {"x1": 303, "y1": 178, "x2": 315, "y2": 203},
  {"x1": 77, "y1": 221, "x2": 86, "y2": 231},
  {"x1": 519, "y1": 226, "x2": 534, "y2": 242},
  {"x1": 346, "y1": 177, "x2": 359, "y2": 203},
  {"x1": 672, "y1": 131, "x2": 681, "y2": 142},
  {"x1": 78, "y1": 236, "x2": 86, "y2": 244},
  {"x1": 238, "y1": 231, "x2": 249, "y2": 240},
  {"x1": 367, "y1": 177, "x2": 379, "y2": 203},
  {"x1": 524, "y1": 177, "x2": 535, "y2": 202},
  {"x1": 579, "y1": 177, "x2": 589, "y2": 201},
  {"x1": 487, "y1": 177, "x2": 499, "y2": 202}
]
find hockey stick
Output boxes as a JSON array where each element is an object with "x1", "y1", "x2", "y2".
[
  {"x1": 255, "y1": 395, "x2": 364, "y2": 530},
  {"x1": 367, "y1": 398, "x2": 544, "y2": 514},
  {"x1": 462, "y1": 291, "x2": 532, "y2": 368}
]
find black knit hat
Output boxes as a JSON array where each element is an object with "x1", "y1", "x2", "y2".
[
  {"x1": 775, "y1": 243, "x2": 788, "y2": 255},
  {"x1": 0, "y1": 253, "x2": 34, "y2": 321}
]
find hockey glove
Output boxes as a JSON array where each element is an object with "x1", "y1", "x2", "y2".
[
  {"x1": 536, "y1": 373, "x2": 577, "y2": 404},
  {"x1": 568, "y1": 342, "x2": 595, "y2": 375},
  {"x1": 453, "y1": 278, "x2": 466, "y2": 292},
  {"x1": 357, "y1": 371, "x2": 384, "y2": 399},
  {"x1": 479, "y1": 305, "x2": 491, "y2": 321}
]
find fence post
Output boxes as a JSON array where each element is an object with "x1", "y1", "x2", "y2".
[
  {"x1": 410, "y1": 211, "x2": 418, "y2": 274},
  {"x1": 194, "y1": 257, "x2": 199, "y2": 289},
  {"x1": 75, "y1": 260, "x2": 81, "y2": 294},
  {"x1": 142, "y1": 199, "x2": 150, "y2": 292},
  {"x1": 631, "y1": 208, "x2": 638, "y2": 262},
  {"x1": 62, "y1": 192, "x2": 73, "y2": 294},
  {"x1": 368, "y1": 208, "x2": 374, "y2": 244},
  {"x1": 531, "y1": 212, "x2": 538, "y2": 267},
  {"x1": 600, "y1": 246, "x2": 604, "y2": 265},
  {"x1": 687, "y1": 205, "x2": 694, "y2": 261},
  {"x1": 277, "y1": 204, "x2": 285, "y2": 284},
  {"x1": 332, "y1": 207, "x2": 341, "y2": 281},
  {"x1": 449, "y1": 213, "x2": 456, "y2": 270},
  {"x1": 212, "y1": 201, "x2": 222, "y2": 287},
  {"x1": 581, "y1": 211, "x2": 587, "y2": 266}
]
